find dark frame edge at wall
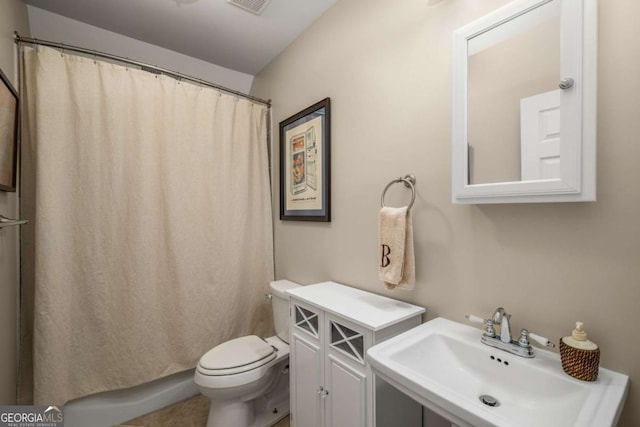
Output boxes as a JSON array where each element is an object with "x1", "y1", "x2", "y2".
[
  {"x1": 279, "y1": 98, "x2": 331, "y2": 222},
  {"x1": 0, "y1": 66, "x2": 19, "y2": 192}
]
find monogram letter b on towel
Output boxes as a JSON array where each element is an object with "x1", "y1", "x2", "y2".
[
  {"x1": 381, "y1": 244, "x2": 391, "y2": 268},
  {"x1": 378, "y1": 207, "x2": 415, "y2": 290}
]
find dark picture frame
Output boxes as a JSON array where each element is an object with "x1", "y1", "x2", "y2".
[
  {"x1": 0, "y1": 67, "x2": 19, "y2": 192},
  {"x1": 279, "y1": 98, "x2": 331, "y2": 222}
]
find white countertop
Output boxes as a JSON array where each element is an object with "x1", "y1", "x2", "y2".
[{"x1": 286, "y1": 281, "x2": 425, "y2": 331}]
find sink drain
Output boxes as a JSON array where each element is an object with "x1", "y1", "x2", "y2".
[{"x1": 479, "y1": 394, "x2": 500, "y2": 407}]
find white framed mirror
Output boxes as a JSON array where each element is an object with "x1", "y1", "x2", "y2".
[{"x1": 452, "y1": 0, "x2": 597, "y2": 204}]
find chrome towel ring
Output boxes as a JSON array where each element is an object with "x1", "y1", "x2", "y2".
[{"x1": 380, "y1": 174, "x2": 416, "y2": 210}]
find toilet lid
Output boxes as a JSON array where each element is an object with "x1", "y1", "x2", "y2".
[{"x1": 199, "y1": 335, "x2": 276, "y2": 372}]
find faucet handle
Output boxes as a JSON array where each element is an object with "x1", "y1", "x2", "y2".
[
  {"x1": 518, "y1": 329, "x2": 555, "y2": 348},
  {"x1": 466, "y1": 314, "x2": 487, "y2": 324},
  {"x1": 518, "y1": 329, "x2": 531, "y2": 347},
  {"x1": 529, "y1": 332, "x2": 555, "y2": 348},
  {"x1": 465, "y1": 314, "x2": 497, "y2": 338}
]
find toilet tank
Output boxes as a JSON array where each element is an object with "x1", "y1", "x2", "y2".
[{"x1": 269, "y1": 280, "x2": 300, "y2": 344}]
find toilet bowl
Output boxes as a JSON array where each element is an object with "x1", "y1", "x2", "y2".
[{"x1": 194, "y1": 280, "x2": 300, "y2": 427}]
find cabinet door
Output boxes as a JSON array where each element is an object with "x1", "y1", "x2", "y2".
[
  {"x1": 325, "y1": 354, "x2": 366, "y2": 427},
  {"x1": 291, "y1": 332, "x2": 323, "y2": 427}
]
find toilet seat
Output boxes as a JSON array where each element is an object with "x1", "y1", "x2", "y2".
[
  {"x1": 195, "y1": 335, "x2": 285, "y2": 390},
  {"x1": 197, "y1": 335, "x2": 276, "y2": 376}
]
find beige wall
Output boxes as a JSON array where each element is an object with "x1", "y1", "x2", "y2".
[
  {"x1": 0, "y1": 0, "x2": 29, "y2": 406},
  {"x1": 252, "y1": 0, "x2": 640, "y2": 425}
]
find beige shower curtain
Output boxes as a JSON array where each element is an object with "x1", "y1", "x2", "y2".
[{"x1": 20, "y1": 46, "x2": 274, "y2": 405}]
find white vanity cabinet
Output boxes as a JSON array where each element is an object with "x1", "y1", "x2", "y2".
[{"x1": 287, "y1": 281, "x2": 425, "y2": 427}]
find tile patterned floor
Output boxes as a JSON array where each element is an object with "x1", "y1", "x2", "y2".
[{"x1": 116, "y1": 394, "x2": 290, "y2": 427}]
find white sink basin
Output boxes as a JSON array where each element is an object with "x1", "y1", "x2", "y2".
[{"x1": 368, "y1": 317, "x2": 629, "y2": 427}]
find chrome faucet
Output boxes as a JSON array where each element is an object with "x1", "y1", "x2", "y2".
[
  {"x1": 466, "y1": 307, "x2": 555, "y2": 358},
  {"x1": 492, "y1": 307, "x2": 512, "y2": 344}
]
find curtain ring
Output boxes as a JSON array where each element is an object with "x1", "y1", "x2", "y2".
[{"x1": 380, "y1": 174, "x2": 417, "y2": 210}]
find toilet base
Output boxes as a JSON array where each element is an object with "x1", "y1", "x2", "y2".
[
  {"x1": 206, "y1": 400, "x2": 252, "y2": 427},
  {"x1": 205, "y1": 380, "x2": 290, "y2": 427},
  {"x1": 250, "y1": 379, "x2": 290, "y2": 427},
  {"x1": 202, "y1": 357, "x2": 290, "y2": 427}
]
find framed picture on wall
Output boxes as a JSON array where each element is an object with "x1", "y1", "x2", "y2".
[
  {"x1": 279, "y1": 98, "x2": 331, "y2": 221},
  {"x1": 0, "y1": 67, "x2": 19, "y2": 192}
]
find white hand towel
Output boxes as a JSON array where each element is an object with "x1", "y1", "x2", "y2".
[{"x1": 378, "y1": 207, "x2": 415, "y2": 290}]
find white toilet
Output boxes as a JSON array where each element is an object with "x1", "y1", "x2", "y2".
[{"x1": 195, "y1": 280, "x2": 300, "y2": 427}]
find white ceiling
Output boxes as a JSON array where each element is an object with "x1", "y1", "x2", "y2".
[{"x1": 24, "y1": 0, "x2": 337, "y2": 75}]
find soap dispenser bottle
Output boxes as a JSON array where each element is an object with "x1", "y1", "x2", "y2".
[{"x1": 559, "y1": 321, "x2": 600, "y2": 381}]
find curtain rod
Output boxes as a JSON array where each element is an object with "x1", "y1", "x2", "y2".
[{"x1": 14, "y1": 33, "x2": 271, "y2": 107}]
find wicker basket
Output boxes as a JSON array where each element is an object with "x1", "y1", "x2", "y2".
[{"x1": 559, "y1": 339, "x2": 600, "y2": 382}]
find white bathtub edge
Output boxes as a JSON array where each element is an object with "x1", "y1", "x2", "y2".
[{"x1": 64, "y1": 369, "x2": 198, "y2": 427}]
